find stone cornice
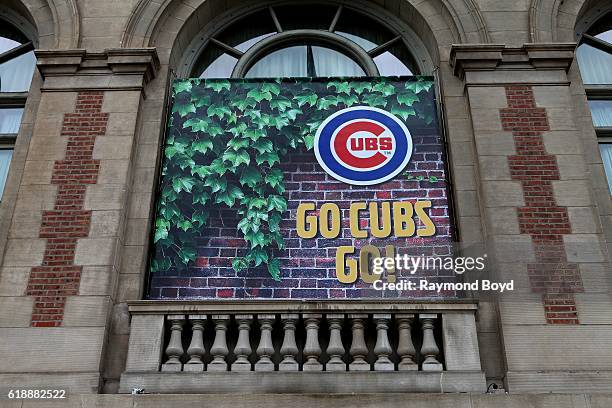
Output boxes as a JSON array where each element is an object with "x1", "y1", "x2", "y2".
[
  {"x1": 35, "y1": 48, "x2": 160, "y2": 90},
  {"x1": 450, "y1": 43, "x2": 576, "y2": 79}
]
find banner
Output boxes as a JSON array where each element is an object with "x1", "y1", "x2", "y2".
[{"x1": 149, "y1": 77, "x2": 459, "y2": 299}]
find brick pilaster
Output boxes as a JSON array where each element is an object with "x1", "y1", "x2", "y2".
[
  {"x1": 26, "y1": 91, "x2": 108, "y2": 327},
  {"x1": 500, "y1": 85, "x2": 583, "y2": 324}
]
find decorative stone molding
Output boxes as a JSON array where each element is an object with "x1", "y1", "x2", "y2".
[
  {"x1": 450, "y1": 43, "x2": 576, "y2": 80},
  {"x1": 34, "y1": 48, "x2": 160, "y2": 90}
]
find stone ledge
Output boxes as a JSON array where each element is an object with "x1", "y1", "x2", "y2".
[
  {"x1": 119, "y1": 371, "x2": 486, "y2": 394},
  {"x1": 35, "y1": 48, "x2": 160, "y2": 90},
  {"x1": 450, "y1": 43, "x2": 576, "y2": 80},
  {"x1": 127, "y1": 299, "x2": 479, "y2": 314}
]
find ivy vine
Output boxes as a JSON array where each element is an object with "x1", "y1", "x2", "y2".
[{"x1": 152, "y1": 77, "x2": 436, "y2": 281}]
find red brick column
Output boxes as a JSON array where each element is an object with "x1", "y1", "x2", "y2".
[
  {"x1": 500, "y1": 85, "x2": 583, "y2": 324},
  {"x1": 26, "y1": 91, "x2": 108, "y2": 327}
]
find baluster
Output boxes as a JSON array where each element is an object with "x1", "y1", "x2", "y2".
[
  {"x1": 279, "y1": 314, "x2": 299, "y2": 371},
  {"x1": 208, "y1": 315, "x2": 230, "y2": 371},
  {"x1": 326, "y1": 314, "x2": 346, "y2": 371},
  {"x1": 396, "y1": 314, "x2": 417, "y2": 371},
  {"x1": 185, "y1": 315, "x2": 207, "y2": 372},
  {"x1": 162, "y1": 315, "x2": 185, "y2": 372},
  {"x1": 255, "y1": 314, "x2": 276, "y2": 371},
  {"x1": 232, "y1": 315, "x2": 253, "y2": 371},
  {"x1": 349, "y1": 314, "x2": 370, "y2": 371},
  {"x1": 420, "y1": 314, "x2": 443, "y2": 371},
  {"x1": 373, "y1": 314, "x2": 394, "y2": 371},
  {"x1": 302, "y1": 314, "x2": 322, "y2": 371}
]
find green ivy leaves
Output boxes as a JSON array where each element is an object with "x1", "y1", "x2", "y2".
[{"x1": 153, "y1": 76, "x2": 437, "y2": 281}]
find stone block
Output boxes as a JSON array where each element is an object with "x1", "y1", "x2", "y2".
[
  {"x1": 474, "y1": 132, "x2": 516, "y2": 156},
  {"x1": 102, "y1": 91, "x2": 141, "y2": 113},
  {"x1": 85, "y1": 184, "x2": 126, "y2": 210},
  {"x1": 458, "y1": 216, "x2": 484, "y2": 243},
  {"x1": 0, "y1": 267, "x2": 30, "y2": 296},
  {"x1": 0, "y1": 327, "x2": 105, "y2": 372},
  {"x1": 486, "y1": 207, "x2": 520, "y2": 235},
  {"x1": 556, "y1": 155, "x2": 588, "y2": 180},
  {"x1": 445, "y1": 117, "x2": 474, "y2": 142},
  {"x1": 552, "y1": 181, "x2": 592, "y2": 207},
  {"x1": 444, "y1": 96, "x2": 470, "y2": 118},
  {"x1": 75, "y1": 238, "x2": 116, "y2": 266},
  {"x1": 471, "y1": 109, "x2": 503, "y2": 133},
  {"x1": 98, "y1": 160, "x2": 130, "y2": 185},
  {"x1": 504, "y1": 325, "x2": 612, "y2": 371},
  {"x1": 106, "y1": 113, "x2": 139, "y2": 136},
  {"x1": 455, "y1": 190, "x2": 481, "y2": 217},
  {"x1": 482, "y1": 181, "x2": 525, "y2": 207},
  {"x1": 38, "y1": 92, "x2": 77, "y2": 114},
  {"x1": 567, "y1": 207, "x2": 601, "y2": 234},
  {"x1": 478, "y1": 156, "x2": 511, "y2": 180},
  {"x1": 452, "y1": 165, "x2": 476, "y2": 191},
  {"x1": 547, "y1": 108, "x2": 579, "y2": 131},
  {"x1": 27, "y1": 136, "x2": 68, "y2": 161},
  {"x1": 0, "y1": 296, "x2": 34, "y2": 327},
  {"x1": 563, "y1": 234, "x2": 607, "y2": 263},
  {"x1": 3, "y1": 238, "x2": 46, "y2": 267},
  {"x1": 62, "y1": 296, "x2": 111, "y2": 327},
  {"x1": 533, "y1": 85, "x2": 573, "y2": 108},
  {"x1": 125, "y1": 218, "x2": 150, "y2": 246},
  {"x1": 467, "y1": 87, "x2": 508, "y2": 109},
  {"x1": 89, "y1": 210, "x2": 122, "y2": 237},
  {"x1": 79, "y1": 266, "x2": 114, "y2": 296},
  {"x1": 543, "y1": 131, "x2": 583, "y2": 155},
  {"x1": 15, "y1": 185, "x2": 57, "y2": 212},
  {"x1": 9, "y1": 210, "x2": 42, "y2": 238},
  {"x1": 135, "y1": 143, "x2": 160, "y2": 168},
  {"x1": 124, "y1": 314, "x2": 165, "y2": 372},
  {"x1": 449, "y1": 141, "x2": 475, "y2": 166},
  {"x1": 442, "y1": 312, "x2": 481, "y2": 371},
  {"x1": 119, "y1": 245, "x2": 146, "y2": 275},
  {"x1": 116, "y1": 273, "x2": 143, "y2": 302},
  {"x1": 21, "y1": 160, "x2": 54, "y2": 185},
  {"x1": 93, "y1": 137, "x2": 134, "y2": 160}
]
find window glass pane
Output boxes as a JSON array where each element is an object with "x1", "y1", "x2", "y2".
[
  {"x1": 588, "y1": 100, "x2": 612, "y2": 127},
  {"x1": 336, "y1": 32, "x2": 377, "y2": 51},
  {"x1": 576, "y1": 43, "x2": 612, "y2": 85},
  {"x1": 335, "y1": 8, "x2": 394, "y2": 50},
  {"x1": 312, "y1": 46, "x2": 365, "y2": 77},
  {"x1": 597, "y1": 30, "x2": 612, "y2": 45},
  {"x1": 0, "y1": 108, "x2": 23, "y2": 134},
  {"x1": 0, "y1": 36, "x2": 21, "y2": 54},
  {"x1": 600, "y1": 144, "x2": 612, "y2": 193},
  {"x1": 246, "y1": 46, "x2": 307, "y2": 78},
  {"x1": 374, "y1": 52, "x2": 413, "y2": 76},
  {"x1": 0, "y1": 50, "x2": 36, "y2": 92},
  {"x1": 235, "y1": 33, "x2": 275, "y2": 53},
  {"x1": 0, "y1": 149, "x2": 13, "y2": 199},
  {"x1": 200, "y1": 53, "x2": 238, "y2": 78}
]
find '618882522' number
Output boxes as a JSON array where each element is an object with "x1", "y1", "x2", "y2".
[{"x1": 7, "y1": 389, "x2": 67, "y2": 399}]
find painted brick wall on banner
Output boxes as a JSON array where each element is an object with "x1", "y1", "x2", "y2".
[{"x1": 148, "y1": 77, "x2": 457, "y2": 300}]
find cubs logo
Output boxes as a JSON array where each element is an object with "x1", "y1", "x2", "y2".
[{"x1": 314, "y1": 106, "x2": 413, "y2": 185}]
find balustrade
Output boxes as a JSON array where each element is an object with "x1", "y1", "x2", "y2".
[{"x1": 121, "y1": 302, "x2": 484, "y2": 393}]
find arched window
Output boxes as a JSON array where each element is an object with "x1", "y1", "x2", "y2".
[
  {"x1": 191, "y1": 4, "x2": 419, "y2": 79},
  {"x1": 576, "y1": 9, "x2": 612, "y2": 193},
  {"x1": 0, "y1": 17, "x2": 36, "y2": 199}
]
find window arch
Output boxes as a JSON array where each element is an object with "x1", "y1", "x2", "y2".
[
  {"x1": 576, "y1": 6, "x2": 612, "y2": 193},
  {"x1": 187, "y1": 3, "x2": 423, "y2": 79},
  {"x1": 0, "y1": 16, "x2": 36, "y2": 199}
]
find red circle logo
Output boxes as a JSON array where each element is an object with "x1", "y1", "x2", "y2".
[{"x1": 333, "y1": 120, "x2": 395, "y2": 170}]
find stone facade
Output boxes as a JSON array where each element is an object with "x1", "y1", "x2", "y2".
[{"x1": 0, "y1": 0, "x2": 611, "y2": 406}]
